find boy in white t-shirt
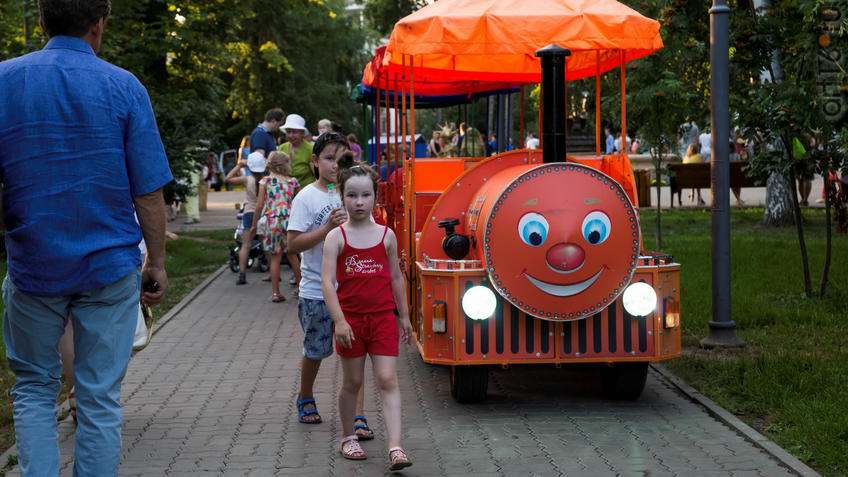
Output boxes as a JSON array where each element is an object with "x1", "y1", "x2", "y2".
[{"x1": 286, "y1": 133, "x2": 374, "y2": 437}]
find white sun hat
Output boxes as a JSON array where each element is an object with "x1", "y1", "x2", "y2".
[{"x1": 279, "y1": 113, "x2": 307, "y2": 132}]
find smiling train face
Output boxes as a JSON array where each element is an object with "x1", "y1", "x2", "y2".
[{"x1": 476, "y1": 163, "x2": 640, "y2": 321}]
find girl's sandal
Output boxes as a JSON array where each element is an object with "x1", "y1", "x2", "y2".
[
  {"x1": 271, "y1": 293, "x2": 286, "y2": 303},
  {"x1": 339, "y1": 435, "x2": 367, "y2": 460},
  {"x1": 388, "y1": 447, "x2": 412, "y2": 471}
]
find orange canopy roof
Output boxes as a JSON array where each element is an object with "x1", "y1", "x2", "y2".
[
  {"x1": 384, "y1": 0, "x2": 663, "y2": 82},
  {"x1": 363, "y1": 46, "x2": 527, "y2": 96}
]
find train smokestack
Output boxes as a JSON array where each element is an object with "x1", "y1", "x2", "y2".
[{"x1": 535, "y1": 44, "x2": 571, "y2": 164}]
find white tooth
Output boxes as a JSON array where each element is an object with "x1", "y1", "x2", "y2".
[{"x1": 524, "y1": 268, "x2": 603, "y2": 297}]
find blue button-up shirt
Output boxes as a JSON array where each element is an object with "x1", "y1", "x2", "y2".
[
  {"x1": 250, "y1": 123, "x2": 276, "y2": 157},
  {"x1": 605, "y1": 134, "x2": 615, "y2": 155},
  {"x1": 0, "y1": 36, "x2": 173, "y2": 296}
]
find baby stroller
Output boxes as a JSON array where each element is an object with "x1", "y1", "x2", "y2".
[{"x1": 229, "y1": 206, "x2": 269, "y2": 273}]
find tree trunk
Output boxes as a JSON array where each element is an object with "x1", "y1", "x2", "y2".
[
  {"x1": 820, "y1": 174, "x2": 833, "y2": 298},
  {"x1": 787, "y1": 171, "x2": 812, "y2": 297},
  {"x1": 763, "y1": 172, "x2": 795, "y2": 226},
  {"x1": 653, "y1": 151, "x2": 662, "y2": 250}
]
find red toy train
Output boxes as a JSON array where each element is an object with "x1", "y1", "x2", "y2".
[{"x1": 361, "y1": 0, "x2": 681, "y2": 402}]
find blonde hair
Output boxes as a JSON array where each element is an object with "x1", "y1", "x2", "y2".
[
  {"x1": 267, "y1": 151, "x2": 291, "y2": 176},
  {"x1": 685, "y1": 143, "x2": 699, "y2": 157}
]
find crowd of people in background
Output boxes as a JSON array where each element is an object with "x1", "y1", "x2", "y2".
[{"x1": 673, "y1": 118, "x2": 847, "y2": 207}]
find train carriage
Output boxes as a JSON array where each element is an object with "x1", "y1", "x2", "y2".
[{"x1": 360, "y1": 0, "x2": 681, "y2": 402}]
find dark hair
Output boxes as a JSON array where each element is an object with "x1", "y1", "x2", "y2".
[
  {"x1": 313, "y1": 132, "x2": 348, "y2": 157},
  {"x1": 312, "y1": 132, "x2": 349, "y2": 180},
  {"x1": 331, "y1": 121, "x2": 344, "y2": 134},
  {"x1": 264, "y1": 108, "x2": 284, "y2": 123},
  {"x1": 337, "y1": 152, "x2": 379, "y2": 196},
  {"x1": 39, "y1": 0, "x2": 111, "y2": 38}
]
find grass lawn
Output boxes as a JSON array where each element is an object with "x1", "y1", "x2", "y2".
[
  {"x1": 0, "y1": 229, "x2": 232, "y2": 458},
  {"x1": 641, "y1": 207, "x2": 848, "y2": 476}
]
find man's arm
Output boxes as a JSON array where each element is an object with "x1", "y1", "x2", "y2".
[{"x1": 133, "y1": 188, "x2": 169, "y2": 304}]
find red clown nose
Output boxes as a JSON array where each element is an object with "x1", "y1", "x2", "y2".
[{"x1": 546, "y1": 242, "x2": 585, "y2": 272}]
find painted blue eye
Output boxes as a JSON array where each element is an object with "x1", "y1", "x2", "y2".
[
  {"x1": 518, "y1": 212, "x2": 549, "y2": 247},
  {"x1": 582, "y1": 211, "x2": 611, "y2": 245}
]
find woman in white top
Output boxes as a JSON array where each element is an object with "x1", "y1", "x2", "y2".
[{"x1": 226, "y1": 151, "x2": 267, "y2": 284}]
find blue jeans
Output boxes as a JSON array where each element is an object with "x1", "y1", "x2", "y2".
[
  {"x1": 3, "y1": 269, "x2": 140, "y2": 477},
  {"x1": 241, "y1": 211, "x2": 254, "y2": 230}
]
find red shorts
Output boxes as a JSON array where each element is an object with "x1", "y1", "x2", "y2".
[{"x1": 335, "y1": 310, "x2": 399, "y2": 358}]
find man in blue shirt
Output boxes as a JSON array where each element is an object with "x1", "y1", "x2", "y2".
[
  {"x1": 250, "y1": 108, "x2": 283, "y2": 157},
  {"x1": 0, "y1": 1, "x2": 172, "y2": 474},
  {"x1": 605, "y1": 127, "x2": 615, "y2": 155}
]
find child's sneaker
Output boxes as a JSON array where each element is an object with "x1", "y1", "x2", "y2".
[{"x1": 236, "y1": 272, "x2": 247, "y2": 285}]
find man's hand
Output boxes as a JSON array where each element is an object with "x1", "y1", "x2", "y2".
[
  {"x1": 133, "y1": 187, "x2": 169, "y2": 305},
  {"x1": 141, "y1": 265, "x2": 168, "y2": 304}
]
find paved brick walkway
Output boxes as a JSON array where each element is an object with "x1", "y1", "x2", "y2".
[{"x1": 6, "y1": 266, "x2": 801, "y2": 476}]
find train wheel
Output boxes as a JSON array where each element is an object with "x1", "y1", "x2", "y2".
[
  {"x1": 450, "y1": 366, "x2": 488, "y2": 403},
  {"x1": 601, "y1": 362, "x2": 649, "y2": 400}
]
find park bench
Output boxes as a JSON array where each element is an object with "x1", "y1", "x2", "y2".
[{"x1": 668, "y1": 162, "x2": 760, "y2": 207}]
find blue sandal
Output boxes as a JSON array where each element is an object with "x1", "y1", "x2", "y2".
[
  {"x1": 297, "y1": 395, "x2": 322, "y2": 424},
  {"x1": 354, "y1": 415, "x2": 374, "y2": 440}
]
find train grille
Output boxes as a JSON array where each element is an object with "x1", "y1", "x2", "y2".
[{"x1": 458, "y1": 281, "x2": 654, "y2": 361}]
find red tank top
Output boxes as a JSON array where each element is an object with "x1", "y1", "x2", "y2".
[{"x1": 336, "y1": 226, "x2": 395, "y2": 314}]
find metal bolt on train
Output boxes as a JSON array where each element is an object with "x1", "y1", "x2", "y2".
[{"x1": 359, "y1": 0, "x2": 681, "y2": 402}]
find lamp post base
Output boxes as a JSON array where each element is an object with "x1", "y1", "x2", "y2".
[{"x1": 700, "y1": 320, "x2": 745, "y2": 348}]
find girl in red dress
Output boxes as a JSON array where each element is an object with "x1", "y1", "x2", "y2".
[{"x1": 321, "y1": 154, "x2": 413, "y2": 471}]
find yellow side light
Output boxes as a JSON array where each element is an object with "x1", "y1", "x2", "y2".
[
  {"x1": 432, "y1": 301, "x2": 447, "y2": 333},
  {"x1": 663, "y1": 298, "x2": 680, "y2": 329}
]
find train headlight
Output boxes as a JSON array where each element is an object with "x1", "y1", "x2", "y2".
[
  {"x1": 622, "y1": 282, "x2": 657, "y2": 317},
  {"x1": 462, "y1": 286, "x2": 496, "y2": 320}
]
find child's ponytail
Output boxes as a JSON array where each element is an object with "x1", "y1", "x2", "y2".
[{"x1": 336, "y1": 151, "x2": 356, "y2": 171}]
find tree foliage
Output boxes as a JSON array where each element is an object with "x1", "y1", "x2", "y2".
[
  {"x1": 1, "y1": 0, "x2": 368, "y2": 202},
  {"x1": 730, "y1": 0, "x2": 847, "y2": 297},
  {"x1": 363, "y1": 0, "x2": 426, "y2": 36},
  {"x1": 223, "y1": 0, "x2": 368, "y2": 140}
]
